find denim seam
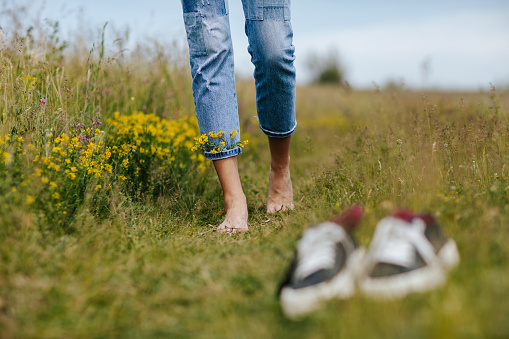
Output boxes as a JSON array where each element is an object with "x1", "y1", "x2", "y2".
[
  {"x1": 204, "y1": 146, "x2": 242, "y2": 160},
  {"x1": 259, "y1": 121, "x2": 297, "y2": 138}
]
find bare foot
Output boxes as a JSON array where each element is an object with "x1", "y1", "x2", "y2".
[
  {"x1": 216, "y1": 194, "x2": 249, "y2": 234},
  {"x1": 267, "y1": 166, "x2": 295, "y2": 214}
]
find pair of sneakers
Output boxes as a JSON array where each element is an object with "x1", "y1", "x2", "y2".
[{"x1": 278, "y1": 206, "x2": 460, "y2": 319}]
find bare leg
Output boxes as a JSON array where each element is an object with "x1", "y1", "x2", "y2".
[
  {"x1": 213, "y1": 156, "x2": 249, "y2": 234},
  {"x1": 267, "y1": 136, "x2": 295, "y2": 214}
]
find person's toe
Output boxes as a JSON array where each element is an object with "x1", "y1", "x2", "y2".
[{"x1": 267, "y1": 201, "x2": 294, "y2": 214}]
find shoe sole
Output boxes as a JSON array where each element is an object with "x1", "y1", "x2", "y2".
[
  {"x1": 280, "y1": 248, "x2": 365, "y2": 319},
  {"x1": 359, "y1": 239, "x2": 459, "y2": 299}
]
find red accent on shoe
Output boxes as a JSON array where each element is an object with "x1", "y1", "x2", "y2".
[
  {"x1": 392, "y1": 210, "x2": 416, "y2": 222},
  {"x1": 329, "y1": 205, "x2": 364, "y2": 231},
  {"x1": 417, "y1": 213, "x2": 436, "y2": 225}
]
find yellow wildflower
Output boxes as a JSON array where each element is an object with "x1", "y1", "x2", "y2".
[
  {"x1": 3, "y1": 152, "x2": 12, "y2": 165},
  {"x1": 199, "y1": 135, "x2": 208, "y2": 144}
]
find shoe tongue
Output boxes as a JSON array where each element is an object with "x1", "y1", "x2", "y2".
[{"x1": 375, "y1": 236, "x2": 415, "y2": 267}]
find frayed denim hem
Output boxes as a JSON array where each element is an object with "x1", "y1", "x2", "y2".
[
  {"x1": 259, "y1": 122, "x2": 297, "y2": 138},
  {"x1": 204, "y1": 146, "x2": 242, "y2": 161}
]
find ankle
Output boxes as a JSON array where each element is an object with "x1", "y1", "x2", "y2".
[
  {"x1": 223, "y1": 192, "x2": 247, "y2": 208},
  {"x1": 270, "y1": 163, "x2": 290, "y2": 175},
  {"x1": 271, "y1": 155, "x2": 290, "y2": 172}
]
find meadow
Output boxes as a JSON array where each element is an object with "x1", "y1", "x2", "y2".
[{"x1": 1, "y1": 17, "x2": 509, "y2": 339}]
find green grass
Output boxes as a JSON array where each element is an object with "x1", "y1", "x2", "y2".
[{"x1": 1, "y1": 14, "x2": 509, "y2": 339}]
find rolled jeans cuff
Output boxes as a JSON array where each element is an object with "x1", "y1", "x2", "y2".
[
  {"x1": 259, "y1": 122, "x2": 297, "y2": 138},
  {"x1": 204, "y1": 146, "x2": 242, "y2": 161}
]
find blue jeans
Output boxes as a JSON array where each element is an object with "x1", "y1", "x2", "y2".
[{"x1": 181, "y1": 0, "x2": 297, "y2": 160}]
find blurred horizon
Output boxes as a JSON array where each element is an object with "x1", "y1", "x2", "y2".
[{"x1": 2, "y1": 0, "x2": 509, "y2": 91}]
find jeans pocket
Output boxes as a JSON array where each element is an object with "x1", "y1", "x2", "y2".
[
  {"x1": 244, "y1": 0, "x2": 290, "y2": 21},
  {"x1": 183, "y1": 12, "x2": 207, "y2": 57}
]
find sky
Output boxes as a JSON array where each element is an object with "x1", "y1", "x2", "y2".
[{"x1": 7, "y1": 0, "x2": 509, "y2": 90}]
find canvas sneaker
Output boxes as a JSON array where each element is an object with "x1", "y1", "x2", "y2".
[
  {"x1": 278, "y1": 206, "x2": 366, "y2": 319},
  {"x1": 359, "y1": 211, "x2": 460, "y2": 298}
]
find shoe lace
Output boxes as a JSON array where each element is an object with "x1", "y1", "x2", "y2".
[
  {"x1": 370, "y1": 217, "x2": 435, "y2": 267},
  {"x1": 294, "y1": 223, "x2": 348, "y2": 281}
]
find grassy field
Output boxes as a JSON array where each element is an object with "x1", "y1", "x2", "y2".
[{"x1": 1, "y1": 19, "x2": 509, "y2": 339}]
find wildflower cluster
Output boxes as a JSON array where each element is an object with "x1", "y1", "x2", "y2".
[
  {"x1": 0, "y1": 133, "x2": 24, "y2": 179},
  {"x1": 31, "y1": 126, "x2": 112, "y2": 223},
  {"x1": 106, "y1": 111, "x2": 206, "y2": 194},
  {"x1": 0, "y1": 131, "x2": 33, "y2": 216},
  {"x1": 19, "y1": 75, "x2": 38, "y2": 88},
  {"x1": 0, "y1": 135, "x2": 12, "y2": 167},
  {"x1": 0, "y1": 110, "x2": 208, "y2": 230},
  {"x1": 16, "y1": 74, "x2": 42, "y2": 105},
  {"x1": 191, "y1": 129, "x2": 248, "y2": 155}
]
